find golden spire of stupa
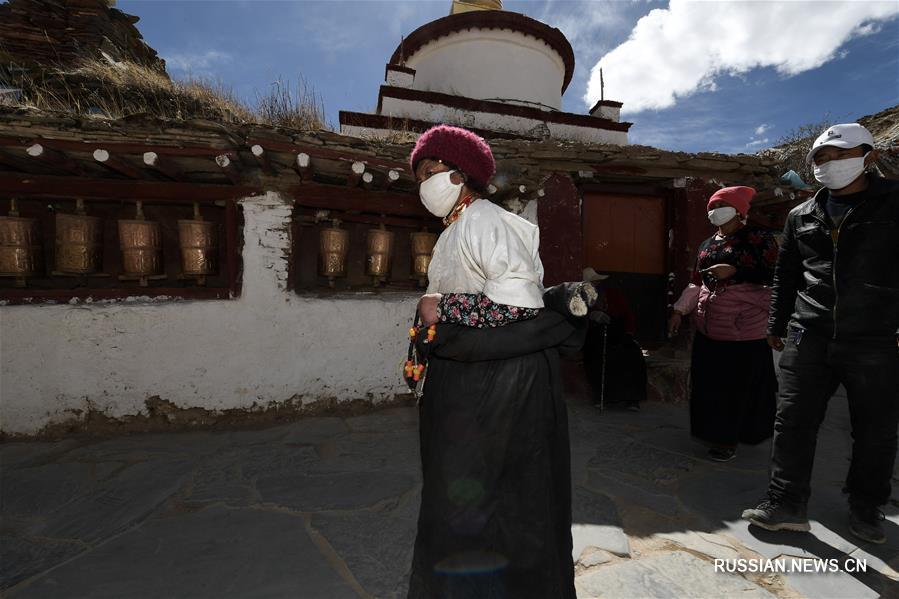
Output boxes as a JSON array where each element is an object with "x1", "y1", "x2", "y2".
[{"x1": 450, "y1": 0, "x2": 503, "y2": 15}]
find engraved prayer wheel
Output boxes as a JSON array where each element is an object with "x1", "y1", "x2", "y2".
[
  {"x1": 178, "y1": 204, "x2": 217, "y2": 277},
  {"x1": 0, "y1": 200, "x2": 42, "y2": 284},
  {"x1": 366, "y1": 224, "x2": 394, "y2": 286},
  {"x1": 118, "y1": 202, "x2": 162, "y2": 278},
  {"x1": 410, "y1": 230, "x2": 437, "y2": 287},
  {"x1": 55, "y1": 200, "x2": 102, "y2": 274},
  {"x1": 319, "y1": 220, "x2": 348, "y2": 287}
]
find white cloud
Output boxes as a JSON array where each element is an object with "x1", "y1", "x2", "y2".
[
  {"x1": 165, "y1": 50, "x2": 232, "y2": 74},
  {"x1": 754, "y1": 124, "x2": 769, "y2": 136},
  {"x1": 746, "y1": 137, "x2": 769, "y2": 148},
  {"x1": 585, "y1": 0, "x2": 899, "y2": 114}
]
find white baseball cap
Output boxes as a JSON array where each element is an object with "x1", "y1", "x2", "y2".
[{"x1": 805, "y1": 123, "x2": 875, "y2": 165}]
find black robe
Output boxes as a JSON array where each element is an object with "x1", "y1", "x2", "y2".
[{"x1": 408, "y1": 288, "x2": 584, "y2": 599}]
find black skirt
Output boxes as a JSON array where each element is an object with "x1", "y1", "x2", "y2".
[
  {"x1": 407, "y1": 310, "x2": 582, "y2": 599},
  {"x1": 689, "y1": 331, "x2": 777, "y2": 446}
]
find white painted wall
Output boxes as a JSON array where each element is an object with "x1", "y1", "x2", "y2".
[
  {"x1": 407, "y1": 29, "x2": 565, "y2": 110},
  {"x1": 379, "y1": 96, "x2": 628, "y2": 144},
  {"x1": 0, "y1": 192, "x2": 418, "y2": 435}
]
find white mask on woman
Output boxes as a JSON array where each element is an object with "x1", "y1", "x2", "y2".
[
  {"x1": 419, "y1": 171, "x2": 464, "y2": 218},
  {"x1": 708, "y1": 206, "x2": 738, "y2": 226},
  {"x1": 813, "y1": 154, "x2": 868, "y2": 190}
]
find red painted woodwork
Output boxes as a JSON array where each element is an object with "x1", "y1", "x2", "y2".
[{"x1": 537, "y1": 174, "x2": 582, "y2": 286}]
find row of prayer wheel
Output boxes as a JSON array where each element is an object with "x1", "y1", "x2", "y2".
[
  {"x1": 0, "y1": 200, "x2": 217, "y2": 286},
  {"x1": 319, "y1": 220, "x2": 437, "y2": 287}
]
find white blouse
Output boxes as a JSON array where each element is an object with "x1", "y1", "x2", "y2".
[{"x1": 426, "y1": 199, "x2": 545, "y2": 308}]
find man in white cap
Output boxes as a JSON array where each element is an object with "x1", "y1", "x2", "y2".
[{"x1": 742, "y1": 123, "x2": 899, "y2": 544}]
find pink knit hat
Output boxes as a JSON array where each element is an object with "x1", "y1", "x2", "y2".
[
  {"x1": 409, "y1": 125, "x2": 496, "y2": 189},
  {"x1": 707, "y1": 186, "x2": 756, "y2": 217}
]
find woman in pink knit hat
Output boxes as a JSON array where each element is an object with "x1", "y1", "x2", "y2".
[
  {"x1": 668, "y1": 186, "x2": 779, "y2": 462},
  {"x1": 406, "y1": 125, "x2": 587, "y2": 599}
]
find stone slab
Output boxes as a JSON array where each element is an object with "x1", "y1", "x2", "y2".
[
  {"x1": 35, "y1": 459, "x2": 194, "y2": 543},
  {"x1": 344, "y1": 408, "x2": 418, "y2": 433},
  {"x1": 657, "y1": 531, "x2": 741, "y2": 561},
  {"x1": 279, "y1": 417, "x2": 350, "y2": 445},
  {"x1": 0, "y1": 536, "x2": 85, "y2": 591},
  {"x1": 256, "y1": 470, "x2": 417, "y2": 511},
  {"x1": 577, "y1": 548, "x2": 614, "y2": 568},
  {"x1": 7, "y1": 506, "x2": 358, "y2": 599},
  {"x1": 311, "y1": 489, "x2": 420, "y2": 599},
  {"x1": 572, "y1": 524, "x2": 630, "y2": 560},
  {"x1": 575, "y1": 551, "x2": 776, "y2": 599}
]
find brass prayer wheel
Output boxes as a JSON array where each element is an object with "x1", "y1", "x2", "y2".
[
  {"x1": 366, "y1": 224, "x2": 394, "y2": 286},
  {"x1": 319, "y1": 220, "x2": 349, "y2": 287},
  {"x1": 118, "y1": 202, "x2": 162, "y2": 278},
  {"x1": 0, "y1": 200, "x2": 42, "y2": 283},
  {"x1": 410, "y1": 230, "x2": 437, "y2": 287},
  {"x1": 178, "y1": 204, "x2": 218, "y2": 277},
  {"x1": 55, "y1": 200, "x2": 102, "y2": 274}
]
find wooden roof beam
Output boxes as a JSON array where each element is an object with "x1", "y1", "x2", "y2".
[
  {"x1": 93, "y1": 149, "x2": 143, "y2": 179},
  {"x1": 293, "y1": 152, "x2": 312, "y2": 181},
  {"x1": 385, "y1": 169, "x2": 401, "y2": 190},
  {"x1": 250, "y1": 144, "x2": 275, "y2": 175},
  {"x1": 347, "y1": 161, "x2": 366, "y2": 187},
  {"x1": 26, "y1": 143, "x2": 81, "y2": 175},
  {"x1": 215, "y1": 153, "x2": 241, "y2": 185},
  {"x1": 143, "y1": 151, "x2": 185, "y2": 181}
]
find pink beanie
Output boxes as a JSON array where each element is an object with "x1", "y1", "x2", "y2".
[
  {"x1": 409, "y1": 125, "x2": 496, "y2": 189},
  {"x1": 707, "y1": 186, "x2": 756, "y2": 217}
]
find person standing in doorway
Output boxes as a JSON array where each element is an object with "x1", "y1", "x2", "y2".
[
  {"x1": 668, "y1": 186, "x2": 779, "y2": 462},
  {"x1": 582, "y1": 268, "x2": 646, "y2": 411},
  {"x1": 742, "y1": 123, "x2": 899, "y2": 544}
]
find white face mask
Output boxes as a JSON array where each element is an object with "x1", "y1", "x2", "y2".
[
  {"x1": 708, "y1": 206, "x2": 738, "y2": 226},
  {"x1": 813, "y1": 154, "x2": 868, "y2": 190},
  {"x1": 419, "y1": 171, "x2": 463, "y2": 218}
]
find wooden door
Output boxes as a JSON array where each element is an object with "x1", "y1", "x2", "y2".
[{"x1": 583, "y1": 193, "x2": 666, "y2": 275}]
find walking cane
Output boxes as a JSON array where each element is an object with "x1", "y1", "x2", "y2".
[{"x1": 599, "y1": 323, "x2": 608, "y2": 411}]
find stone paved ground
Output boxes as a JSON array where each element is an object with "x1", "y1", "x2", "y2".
[{"x1": 2, "y1": 379, "x2": 898, "y2": 598}]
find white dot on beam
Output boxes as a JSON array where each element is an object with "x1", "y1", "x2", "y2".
[
  {"x1": 297, "y1": 153, "x2": 310, "y2": 168},
  {"x1": 251, "y1": 145, "x2": 265, "y2": 156},
  {"x1": 143, "y1": 152, "x2": 159, "y2": 165},
  {"x1": 388, "y1": 169, "x2": 400, "y2": 181},
  {"x1": 93, "y1": 149, "x2": 110, "y2": 162},
  {"x1": 351, "y1": 161, "x2": 366, "y2": 174},
  {"x1": 215, "y1": 155, "x2": 231, "y2": 168},
  {"x1": 362, "y1": 172, "x2": 374, "y2": 183},
  {"x1": 26, "y1": 144, "x2": 43, "y2": 157}
]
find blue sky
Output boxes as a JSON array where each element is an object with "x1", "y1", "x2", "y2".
[{"x1": 117, "y1": 0, "x2": 899, "y2": 154}]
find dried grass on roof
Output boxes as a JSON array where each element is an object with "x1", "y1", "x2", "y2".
[{"x1": 3, "y1": 59, "x2": 330, "y2": 131}]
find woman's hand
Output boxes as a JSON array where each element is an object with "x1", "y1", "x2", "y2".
[
  {"x1": 767, "y1": 335, "x2": 785, "y2": 351},
  {"x1": 418, "y1": 293, "x2": 442, "y2": 326},
  {"x1": 701, "y1": 264, "x2": 737, "y2": 281},
  {"x1": 668, "y1": 311, "x2": 683, "y2": 338}
]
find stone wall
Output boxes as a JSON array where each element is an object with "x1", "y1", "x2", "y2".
[{"x1": 0, "y1": 193, "x2": 418, "y2": 436}]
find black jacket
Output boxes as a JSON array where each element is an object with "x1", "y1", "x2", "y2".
[{"x1": 768, "y1": 175, "x2": 899, "y2": 340}]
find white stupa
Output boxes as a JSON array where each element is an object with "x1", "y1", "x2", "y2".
[{"x1": 340, "y1": 0, "x2": 630, "y2": 143}]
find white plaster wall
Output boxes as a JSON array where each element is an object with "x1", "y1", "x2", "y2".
[
  {"x1": 0, "y1": 192, "x2": 419, "y2": 435},
  {"x1": 380, "y1": 96, "x2": 627, "y2": 144},
  {"x1": 407, "y1": 29, "x2": 565, "y2": 110},
  {"x1": 386, "y1": 68, "x2": 415, "y2": 88}
]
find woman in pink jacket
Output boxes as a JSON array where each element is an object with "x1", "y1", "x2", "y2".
[{"x1": 668, "y1": 186, "x2": 779, "y2": 462}]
